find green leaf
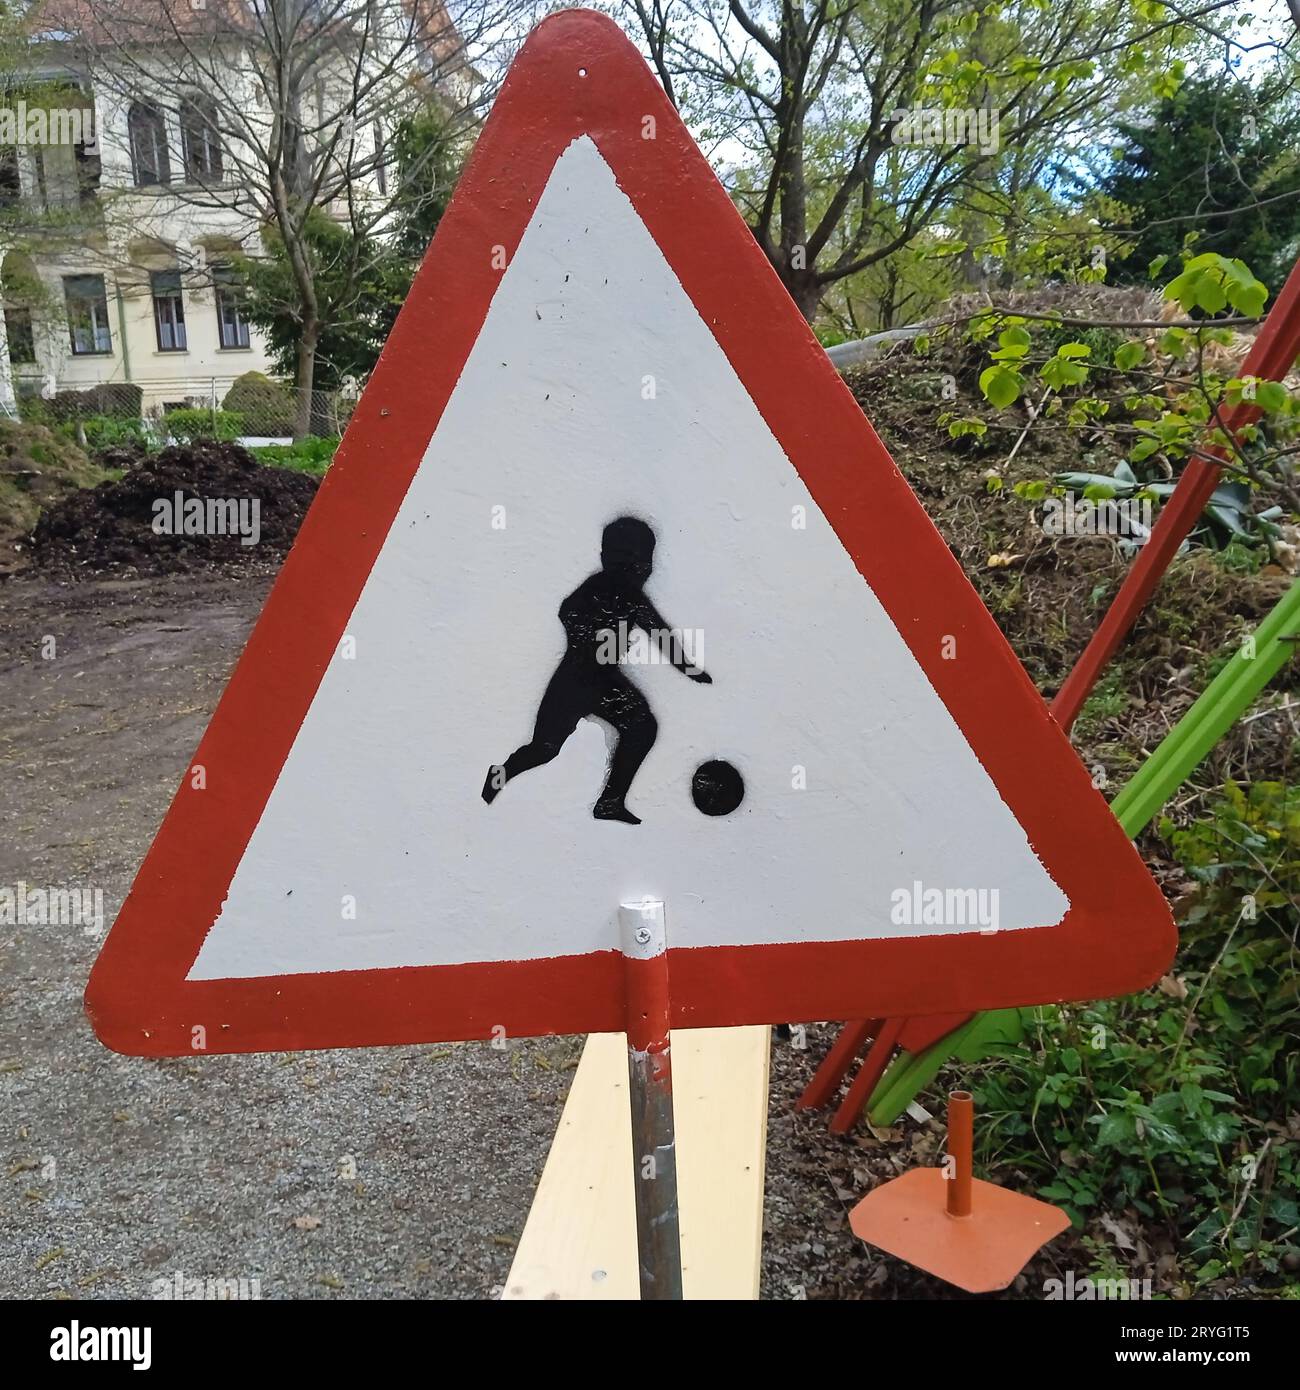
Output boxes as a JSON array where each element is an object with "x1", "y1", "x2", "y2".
[
  {"x1": 1041, "y1": 354, "x2": 1089, "y2": 390},
  {"x1": 999, "y1": 325, "x2": 1032, "y2": 350},
  {"x1": 1114, "y1": 341, "x2": 1146, "y2": 371},
  {"x1": 979, "y1": 363, "x2": 1024, "y2": 409},
  {"x1": 1094, "y1": 1112, "x2": 1137, "y2": 1147}
]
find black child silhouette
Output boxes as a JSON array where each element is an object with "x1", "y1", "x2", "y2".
[{"x1": 482, "y1": 516, "x2": 711, "y2": 824}]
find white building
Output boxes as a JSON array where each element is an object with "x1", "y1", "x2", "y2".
[{"x1": 0, "y1": 0, "x2": 471, "y2": 420}]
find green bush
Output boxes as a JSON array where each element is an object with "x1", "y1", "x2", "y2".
[
  {"x1": 250, "y1": 436, "x2": 338, "y2": 476},
  {"x1": 972, "y1": 782, "x2": 1300, "y2": 1288},
  {"x1": 222, "y1": 371, "x2": 295, "y2": 436},
  {"x1": 162, "y1": 408, "x2": 244, "y2": 444},
  {"x1": 71, "y1": 414, "x2": 154, "y2": 452}
]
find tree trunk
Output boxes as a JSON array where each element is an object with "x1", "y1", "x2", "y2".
[
  {"x1": 786, "y1": 267, "x2": 823, "y2": 323},
  {"x1": 293, "y1": 324, "x2": 319, "y2": 441}
]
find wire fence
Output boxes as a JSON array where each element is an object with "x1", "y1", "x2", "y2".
[{"x1": 12, "y1": 376, "x2": 361, "y2": 448}]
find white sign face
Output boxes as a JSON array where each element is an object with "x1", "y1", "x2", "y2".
[{"x1": 188, "y1": 136, "x2": 1066, "y2": 983}]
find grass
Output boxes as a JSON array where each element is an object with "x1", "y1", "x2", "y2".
[{"x1": 249, "y1": 436, "x2": 339, "y2": 478}]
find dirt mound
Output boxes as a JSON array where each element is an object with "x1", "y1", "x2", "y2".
[
  {"x1": 28, "y1": 441, "x2": 319, "y2": 578},
  {"x1": 0, "y1": 421, "x2": 110, "y2": 571},
  {"x1": 936, "y1": 281, "x2": 1164, "y2": 328},
  {"x1": 847, "y1": 344, "x2": 1299, "y2": 832}
]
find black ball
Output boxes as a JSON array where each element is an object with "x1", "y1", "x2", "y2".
[{"x1": 692, "y1": 759, "x2": 744, "y2": 816}]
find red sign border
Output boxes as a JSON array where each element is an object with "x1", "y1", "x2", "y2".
[{"x1": 85, "y1": 10, "x2": 1174, "y2": 1056}]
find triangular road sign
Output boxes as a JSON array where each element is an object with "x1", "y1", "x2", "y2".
[{"x1": 86, "y1": 10, "x2": 1174, "y2": 1056}]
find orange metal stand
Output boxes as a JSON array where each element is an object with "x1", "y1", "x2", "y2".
[{"x1": 849, "y1": 1092, "x2": 1070, "y2": 1293}]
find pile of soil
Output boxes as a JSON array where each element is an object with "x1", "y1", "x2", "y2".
[
  {"x1": 28, "y1": 441, "x2": 319, "y2": 578},
  {"x1": 0, "y1": 421, "x2": 111, "y2": 572},
  {"x1": 850, "y1": 328, "x2": 1300, "y2": 834}
]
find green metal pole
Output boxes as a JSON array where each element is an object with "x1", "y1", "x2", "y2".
[
  {"x1": 1109, "y1": 577, "x2": 1300, "y2": 837},
  {"x1": 866, "y1": 574, "x2": 1300, "y2": 1127}
]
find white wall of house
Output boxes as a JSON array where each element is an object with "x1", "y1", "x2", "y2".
[
  {"x1": 2, "y1": 8, "x2": 473, "y2": 421},
  {"x1": 1, "y1": 48, "x2": 278, "y2": 416}
]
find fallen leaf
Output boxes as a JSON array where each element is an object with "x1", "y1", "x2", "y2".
[
  {"x1": 292, "y1": 1215, "x2": 322, "y2": 1231},
  {"x1": 1099, "y1": 1212, "x2": 1138, "y2": 1252}
]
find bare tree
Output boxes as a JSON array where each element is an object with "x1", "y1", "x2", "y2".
[
  {"x1": 620, "y1": 0, "x2": 1248, "y2": 322},
  {"x1": 49, "y1": 0, "x2": 528, "y2": 435}
]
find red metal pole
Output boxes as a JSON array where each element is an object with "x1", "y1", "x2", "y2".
[
  {"x1": 810, "y1": 257, "x2": 1300, "y2": 1136},
  {"x1": 1052, "y1": 255, "x2": 1300, "y2": 731},
  {"x1": 825, "y1": 258, "x2": 1300, "y2": 1121},
  {"x1": 830, "y1": 1017, "x2": 903, "y2": 1134},
  {"x1": 796, "y1": 1018, "x2": 878, "y2": 1110}
]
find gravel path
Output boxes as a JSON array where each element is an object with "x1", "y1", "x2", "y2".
[{"x1": 0, "y1": 574, "x2": 577, "y2": 1300}]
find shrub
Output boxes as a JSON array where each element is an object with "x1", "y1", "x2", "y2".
[
  {"x1": 73, "y1": 414, "x2": 155, "y2": 453},
  {"x1": 162, "y1": 407, "x2": 244, "y2": 444},
  {"x1": 222, "y1": 372, "x2": 295, "y2": 436},
  {"x1": 971, "y1": 781, "x2": 1300, "y2": 1287}
]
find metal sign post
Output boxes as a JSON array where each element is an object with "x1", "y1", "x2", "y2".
[{"x1": 619, "y1": 899, "x2": 683, "y2": 1300}]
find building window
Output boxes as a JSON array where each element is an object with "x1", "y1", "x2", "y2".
[
  {"x1": 152, "y1": 270, "x2": 186, "y2": 351},
  {"x1": 213, "y1": 264, "x2": 249, "y2": 348},
  {"x1": 180, "y1": 96, "x2": 223, "y2": 184},
  {"x1": 5, "y1": 306, "x2": 35, "y2": 365},
  {"x1": 128, "y1": 103, "x2": 170, "y2": 187},
  {"x1": 64, "y1": 274, "x2": 112, "y2": 354}
]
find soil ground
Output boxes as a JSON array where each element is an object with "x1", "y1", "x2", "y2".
[{"x1": 0, "y1": 574, "x2": 580, "y2": 1300}]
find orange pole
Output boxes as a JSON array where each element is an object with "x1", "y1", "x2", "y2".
[{"x1": 946, "y1": 1091, "x2": 973, "y2": 1218}]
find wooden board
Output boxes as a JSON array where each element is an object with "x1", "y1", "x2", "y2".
[{"x1": 502, "y1": 1026, "x2": 771, "y2": 1300}]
